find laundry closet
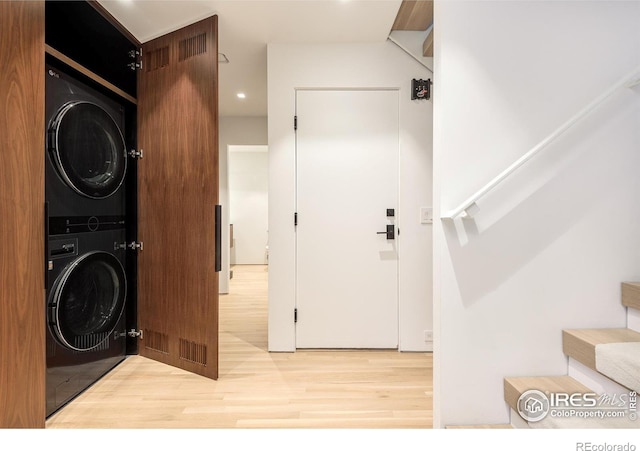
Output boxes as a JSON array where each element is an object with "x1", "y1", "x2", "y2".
[{"x1": 0, "y1": 0, "x2": 220, "y2": 427}]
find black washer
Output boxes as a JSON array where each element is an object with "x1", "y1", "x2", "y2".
[
  {"x1": 49, "y1": 101, "x2": 127, "y2": 199},
  {"x1": 45, "y1": 64, "x2": 128, "y2": 218},
  {"x1": 46, "y1": 229, "x2": 127, "y2": 418},
  {"x1": 49, "y1": 251, "x2": 126, "y2": 352}
]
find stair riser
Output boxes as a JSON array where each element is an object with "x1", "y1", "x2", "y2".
[
  {"x1": 563, "y1": 330, "x2": 596, "y2": 369},
  {"x1": 568, "y1": 357, "x2": 630, "y2": 397},
  {"x1": 622, "y1": 282, "x2": 640, "y2": 310}
]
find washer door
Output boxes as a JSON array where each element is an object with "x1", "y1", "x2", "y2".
[
  {"x1": 49, "y1": 251, "x2": 126, "y2": 352},
  {"x1": 49, "y1": 101, "x2": 127, "y2": 199}
]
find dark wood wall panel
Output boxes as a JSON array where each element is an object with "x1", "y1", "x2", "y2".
[
  {"x1": 0, "y1": 1, "x2": 46, "y2": 428},
  {"x1": 137, "y1": 16, "x2": 219, "y2": 379},
  {"x1": 45, "y1": 1, "x2": 138, "y2": 98}
]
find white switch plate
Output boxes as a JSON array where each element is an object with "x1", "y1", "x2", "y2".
[
  {"x1": 420, "y1": 207, "x2": 433, "y2": 224},
  {"x1": 424, "y1": 330, "x2": 433, "y2": 342}
]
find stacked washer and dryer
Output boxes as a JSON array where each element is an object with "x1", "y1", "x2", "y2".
[{"x1": 45, "y1": 65, "x2": 130, "y2": 417}]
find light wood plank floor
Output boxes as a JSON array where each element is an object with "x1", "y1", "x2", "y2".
[{"x1": 46, "y1": 265, "x2": 433, "y2": 428}]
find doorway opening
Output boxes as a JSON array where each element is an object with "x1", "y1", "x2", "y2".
[
  {"x1": 223, "y1": 145, "x2": 270, "y2": 353},
  {"x1": 228, "y1": 145, "x2": 269, "y2": 269}
]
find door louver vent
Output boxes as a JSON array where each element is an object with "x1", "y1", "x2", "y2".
[
  {"x1": 178, "y1": 33, "x2": 207, "y2": 61},
  {"x1": 179, "y1": 338, "x2": 207, "y2": 366},
  {"x1": 145, "y1": 46, "x2": 169, "y2": 72},
  {"x1": 74, "y1": 332, "x2": 110, "y2": 352},
  {"x1": 47, "y1": 338, "x2": 57, "y2": 357},
  {"x1": 145, "y1": 329, "x2": 169, "y2": 354}
]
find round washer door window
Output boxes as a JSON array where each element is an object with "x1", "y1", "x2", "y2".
[
  {"x1": 49, "y1": 252, "x2": 126, "y2": 352},
  {"x1": 49, "y1": 101, "x2": 127, "y2": 199}
]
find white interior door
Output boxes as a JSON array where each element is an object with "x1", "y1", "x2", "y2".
[{"x1": 295, "y1": 89, "x2": 399, "y2": 349}]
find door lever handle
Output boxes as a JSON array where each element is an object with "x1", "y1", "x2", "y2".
[{"x1": 376, "y1": 224, "x2": 395, "y2": 240}]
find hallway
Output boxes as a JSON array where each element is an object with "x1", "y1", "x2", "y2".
[{"x1": 46, "y1": 265, "x2": 432, "y2": 428}]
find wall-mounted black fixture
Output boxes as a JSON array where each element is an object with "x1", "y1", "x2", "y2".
[{"x1": 412, "y1": 78, "x2": 431, "y2": 100}]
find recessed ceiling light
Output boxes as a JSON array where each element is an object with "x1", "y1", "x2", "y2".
[{"x1": 237, "y1": 93, "x2": 246, "y2": 99}]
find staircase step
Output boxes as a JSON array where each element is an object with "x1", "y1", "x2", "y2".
[
  {"x1": 504, "y1": 375, "x2": 590, "y2": 413},
  {"x1": 563, "y1": 328, "x2": 640, "y2": 370},
  {"x1": 504, "y1": 376, "x2": 638, "y2": 428},
  {"x1": 622, "y1": 282, "x2": 640, "y2": 310},
  {"x1": 563, "y1": 328, "x2": 640, "y2": 391}
]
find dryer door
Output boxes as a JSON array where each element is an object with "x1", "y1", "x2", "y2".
[
  {"x1": 49, "y1": 251, "x2": 126, "y2": 352},
  {"x1": 48, "y1": 101, "x2": 127, "y2": 199}
]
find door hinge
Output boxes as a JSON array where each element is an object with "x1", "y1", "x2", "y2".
[
  {"x1": 128, "y1": 48, "x2": 143, "y2": 71},
  {"x1": 294, "y1": 212, "x2": 298, "y2": 227},
  {"x1": 115, "y1": 241, "x2": 143, "y2": 251},
  {"x1": 294, "y1": 308, "x2": 298, "y2": 323},
  {"x1": 114, "y1": 329, "x2": 143, "y2": 340},
  {"x1": 129, "y1": 149, "x2": 144, "y2": 159},
  {"x1": 294, "y1": 115, "x2": 297, "y2": 131},
  {"x1": 127, "y1": 329, "x2": 144, "y2": 339}
]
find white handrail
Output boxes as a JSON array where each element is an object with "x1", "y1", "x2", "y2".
[
  {"x1": 442, "y1": 64, "x2": 640, "y2": 220},
  {"x1": 386, "y1": 35, "x2": 434, "y2": 73}
]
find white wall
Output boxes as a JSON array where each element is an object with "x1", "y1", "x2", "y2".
[
  {"x1": 388, "y1": 29, "x2": 433, "y2": 72},
  {"x1": 268, "y1": 42, "x2": 433, "y2": 352},
  {"x1": 219, "y1": 116, "x2": 268, "y2": 293},
  {"x1": 229, "y1": 146, "x2": 269, "y2": 265},
  {"x1": 434, "y1": 1, "x2": 640, "y2": 427}
]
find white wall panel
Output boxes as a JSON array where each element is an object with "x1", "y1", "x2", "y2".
[
  {"x1": 434, "y1": 1, "x2": 640, "y2": 427},
  {"x1": 268, "y1": 42, "x2": 433, "y2": 351}
]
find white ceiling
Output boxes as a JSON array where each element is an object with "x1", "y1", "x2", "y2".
[{"x1": 97, "y1": 0, "x2": 403, "y2": 117}]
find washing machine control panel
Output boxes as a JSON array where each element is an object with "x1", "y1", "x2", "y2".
[{"x1": 49, "y1": 215, "x2": 126, "y2": 235}]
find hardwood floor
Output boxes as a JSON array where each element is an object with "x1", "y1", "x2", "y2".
[{"x1": 45, "y1": 265, "x2": 433, "y2": 428}]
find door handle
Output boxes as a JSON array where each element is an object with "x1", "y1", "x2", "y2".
[
  {"x1": 215, "y1": 205, "x2": 222, "y2": 272},
  {"x1": 376, "y1": 224, "x2": 395, "y2": 240}
]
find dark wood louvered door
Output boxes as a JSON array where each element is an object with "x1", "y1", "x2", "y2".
[{"x1": 137, "y1": 16, "x2": 219, "y2": 379}]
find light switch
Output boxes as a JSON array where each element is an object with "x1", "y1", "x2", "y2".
[{"x1": 420, "y1": 207, "x2": 433, "y2": 224}]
